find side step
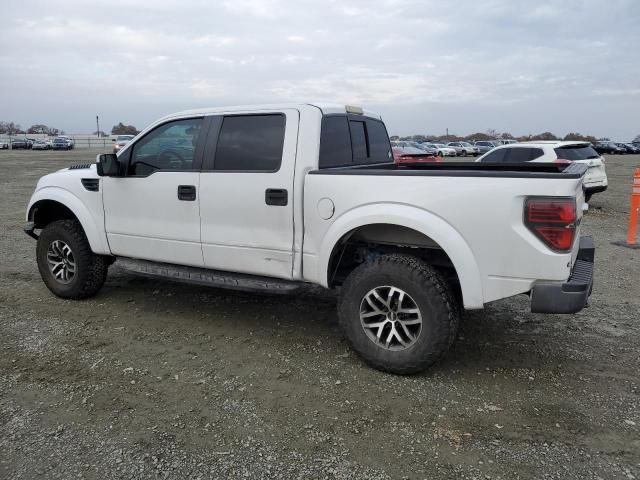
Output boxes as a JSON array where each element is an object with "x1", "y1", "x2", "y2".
[{"x1": 117, "y1": 258, "x2": 301, "y2": 294}]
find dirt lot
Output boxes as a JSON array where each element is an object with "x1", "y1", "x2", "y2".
[{"x1": 1, "y1": 148, "x2": 639, "y2": 480}]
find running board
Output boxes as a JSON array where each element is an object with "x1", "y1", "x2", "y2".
[{"x1": 117, "y1": 258, "x2": 301, "y2": 294}]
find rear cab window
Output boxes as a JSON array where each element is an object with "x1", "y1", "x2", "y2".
[{"x1": 319, "y1": 114, "x2": 392, "y2": 168}]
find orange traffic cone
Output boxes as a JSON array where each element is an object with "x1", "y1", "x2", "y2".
[{"x1": 627, "y1": 168, "x2": 640, "y2": 246}]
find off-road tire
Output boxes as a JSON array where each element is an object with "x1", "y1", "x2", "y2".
[
  {"x1": 338, "y1": 254, "x2": 460, "y2": 375},
  {"x1": 36, "y1": 219, "x2": 108, "y2": 299}
]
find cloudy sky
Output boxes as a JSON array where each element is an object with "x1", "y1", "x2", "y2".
[{"x1": 1, "y1": 0, "x2": 638, "y2": 139}]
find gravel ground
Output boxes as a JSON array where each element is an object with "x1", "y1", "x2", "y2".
[{"x1": 1, "y1": 149, "x2": 639, "y2": 480}]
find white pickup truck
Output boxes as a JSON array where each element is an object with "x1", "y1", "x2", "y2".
[{"x1": 25, "y1": 103, "x2": 595, "y2": 374}]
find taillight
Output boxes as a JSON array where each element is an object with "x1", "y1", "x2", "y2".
[
  {"x1": 553, "y1": 158, "x2": 572, "y2": 164},
  {"x1": 524, "y1": 197, "x2": 577, "y2": 252}
]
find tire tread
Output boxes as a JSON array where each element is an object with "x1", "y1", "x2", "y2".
[{"x1": 338, "y1": 254, "x2": 460, "y2": 374}]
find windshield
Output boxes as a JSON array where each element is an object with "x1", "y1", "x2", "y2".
[
  {"x1": 117, "y1": 135, "x2": 133, "y2": 141},
  {"x1": 555, "y1": 144, "x2": 600, "y2": 160}
]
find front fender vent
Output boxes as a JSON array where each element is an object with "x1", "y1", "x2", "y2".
[
  {"x1": 69, "y1": 163, "x2": 92, "y2": 170},
  {"x1": 81, "y1": 178, "x2": 99, "y2": 192}
]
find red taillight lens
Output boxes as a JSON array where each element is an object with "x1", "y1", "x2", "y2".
[
  {"x1": 525, "y1": 197, "x2": 577, "y2": 252},
  {"x1": 554, "y1": 158, "x2": 572, "y2": 164}
]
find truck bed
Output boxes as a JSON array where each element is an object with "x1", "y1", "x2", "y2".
[{"x1": 310, "y1": 161, "x2": 588, "y2": 179}]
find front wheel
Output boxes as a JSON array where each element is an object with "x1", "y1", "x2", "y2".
[
  {"x1": 338, "y1": 254, "x2": 460, "y2": 374},
  {"x1": 36, "y1": 219, "x2": 109, "y2": 299}
]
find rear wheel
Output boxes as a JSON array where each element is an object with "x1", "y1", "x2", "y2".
[
  {"x1": 460, "y1": 150, "x2": 467, "y2": 157},
  {"x1": 36, "y1": 219, "x2": 109, "y2": 299},
  {"x1": 338, "y1": 254, "x2": 460, "y2": 374}
]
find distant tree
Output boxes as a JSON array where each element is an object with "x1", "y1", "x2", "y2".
[
  {"x1": 563, "y1": 132, "x2": 597, "y2": 143},
  {"x1": 633, "y1": 134, "x2": 640, "y2": 143},
  {"x1": 27, "y1": 124, "x2": 50, "y2": 134},
  {"x1": 530, "y1": 131, "x2": 558, "y2": 141},
  {"x1": 500, "y1": 132, "x2": 514, "y2": 139},
  {"x1": 1, "y1": 122, "x2": 24, "y2": 135},
  {"x1": 389, "y1": 135, "x2": 399, "y2": 141},
  {"x1": 48, "y1": 128, "x2": 61, "y2": 136},
  {"x1": 465, "y1": 132, "x2": 493, "y2": 141},
  {"x1": 93, "y1": 130, "x2": 108, "y2": 137},
  {"x1": 111, "y1": 122, "x2": 140, "y2": 135},
  {"x1": 486, "y1": 128, "x2": 499, "y2": 139},
  {"x1": 598, "y1": 137, "x2": 610, "y2": 141}
]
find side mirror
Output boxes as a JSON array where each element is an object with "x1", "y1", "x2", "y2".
[{"x1": 96, "y1": 153, "x2": 120, "y2": 177}]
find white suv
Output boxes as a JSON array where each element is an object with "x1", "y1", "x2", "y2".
[{"x1": 476, "y1": 141, "x2": 607, "y2": 201}]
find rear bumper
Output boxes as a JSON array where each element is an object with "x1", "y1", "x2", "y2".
[
  {"x1": 530, "y1": 236, "x2": 594, "y2": 314},
  {"x1": 585, "y1": 185, "x2": 607, "y2": 194}
]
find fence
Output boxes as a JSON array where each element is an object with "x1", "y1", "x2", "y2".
[{"x1": 0, "y1": 134, "x2": 120, "y2": 149}]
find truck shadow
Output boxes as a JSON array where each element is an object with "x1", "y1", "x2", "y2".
[{"x1": 102, "y1": 270, "x2": 578, "y2": 375}]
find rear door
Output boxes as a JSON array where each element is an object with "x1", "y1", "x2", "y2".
[{"x1": 198, "y1": 110, "x2": 299, "y2": 279}]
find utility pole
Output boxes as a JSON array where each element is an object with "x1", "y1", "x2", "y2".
[
  {"x1": 96, "y1": 115, "x2": 100, "y2": 137},
  {"x1": 446, "y1": 128, "x2": 449, "y2": 137}
]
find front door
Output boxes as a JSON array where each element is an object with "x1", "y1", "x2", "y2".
[
  {"x1": 198, "y1": 110, "x2": 299, "y2": 279},
  {"x1": 102, "y1": 117, "x2": 206, "y2": 267}
]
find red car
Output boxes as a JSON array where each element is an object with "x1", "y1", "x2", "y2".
[{"x1": 392, "y1": 146, "x2": 441, "y2": 165}]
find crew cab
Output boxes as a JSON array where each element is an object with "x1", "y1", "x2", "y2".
[{"x1": 24, "y1": 103, "x2": 595, "y2": 374}]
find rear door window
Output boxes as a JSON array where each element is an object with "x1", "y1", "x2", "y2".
[
  {"x1": 503, "y1": 147, "x2": 544, "y2": 163},
  {"x1": 479, "y1": 148, "x2": 508, "y2": 162},
  {"x1": 554, "y1": 144, "x2": 600, "y2": 161},
  {"x1": 214, "y1": 114, "x2": 285, "y2": 171}
]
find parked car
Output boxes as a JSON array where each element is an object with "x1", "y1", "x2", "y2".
[
  {"x1": 428, "y1": 143, "x2": 457, "y2": 157},
  {"x1": 474, "y1": 141, "x2": 497, "y2": 154},
  {"x1": 617, "y1": 143, "x2": 636, "y2": 154},
  {"x1": 113, "y1": 134, "x2": 135, "y2": 154},
  {"x1": 624, "y1": 143, "x2": 640, "y2": 153},
  {"x1": 32, "y1": 140, "x2": 52, "y2": 150},
  {"x1": 0, "y1": 140, "x2": 8, "y2": 149},
  {"x1": 413, "y1": 142, "x2": 438, "y2": 155},
  {"x1": 10, "y1": 138, "x2": 30, "y2": 149},
  {"x1": 392, "y1": 146, "x2": 440, "y2": 165},
  {"x1": 391, "y1": 141, "x2": 438, "y2": 156},
  {"x1": 59, "y1": 136, "x2": 74, "y2": 149},
  {"x1": 25, "y1": 103, "x2": 595, "y2": 375},
  {"x1": 495, "y1": 139, "x2": 517, "y2": 145},
  {"x1": 447, "y1": 141, "x2": 479, "y2": 156},
  {"x1": 593, "y1": 141, "x2": 624, "y2": 155},
  {"x1": 52, "y1": 137, "x2": 72, "y2": 150},
  {"x1": 476, "y1": 141, "x2": 607, "y2": 201}
]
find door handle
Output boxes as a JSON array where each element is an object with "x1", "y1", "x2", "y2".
[
  {"x1": 265, "y1": 188, "x2": 288, "y2": 206},
  {"x1": 177, "y1": 185, "x2": 196, "y2": 201}
]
